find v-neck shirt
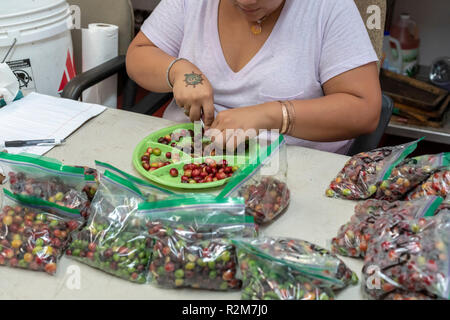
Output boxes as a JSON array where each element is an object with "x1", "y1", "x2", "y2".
[{"x1": 141, "y1": 0, "x2": 378, "y2": 154}]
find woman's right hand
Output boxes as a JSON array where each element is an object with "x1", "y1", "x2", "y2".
[{"x1": 169, "y1": 59, "x2": 215, "y2": 128}]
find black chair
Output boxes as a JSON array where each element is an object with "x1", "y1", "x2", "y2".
[
  {"x1": 61, "y1": 55, "x2": 173, "y2": 115},
  {"x1": 62, "y1": 55, "x2": 393, "y2": 155}
]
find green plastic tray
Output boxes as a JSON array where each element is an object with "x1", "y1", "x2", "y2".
[{"x1": 132, "y1": 123, "x2": 255, "y2": 190}]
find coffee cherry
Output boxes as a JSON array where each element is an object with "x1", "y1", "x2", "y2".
[
  {"x1": 170, "y1": 169, "x2": 179, "y2": 177},
  {"x1": 2, "y1": 216, "x2": 12, "y2": 226},
  {"x1": 43, "y1": 262, "x2": 57, "y2": 274},
  {"x1": 153, "y1": 148, "x2": 162, "y2": 156},
  {"x1": 184, "y1": 169, "x2": 192, "y2": 178}
]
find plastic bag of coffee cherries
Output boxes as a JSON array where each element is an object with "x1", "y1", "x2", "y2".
[
  {"x1": 384, "y1": 290, "x2": 436, "y2": 300},
  {"x1": 0, "y1": 152, "x2": 91, "y2": 218},
  {"x1": 140, "y1": 197, "x2": 257, "y2": 291},
  {"x1": 74, "y1": 165, "x2": 99, "y2": 202},
  {"x1": 362, "y1": 210, "x2": 450, "y2": 300},
  {"x1": 218, "y1": 134, "x2": 290, "y2": 225},
  {"x1": 332, "y1": 196, "x2": 443, "y2": 258},
  {"x1": 406, "y1": 169, "x2": 450, "y2": 201},
  {"x1": 95, "y1": 160, "x2": 174, "y2": 202},
  {"x1": 66, "y1": 170, "x2": 152, "y2": 283},
  {"x1": 325, "y1": 139, "x2": 421, "y2": 200},
  {"x1": 234, "y1": 239, "x2": 336, "y2": 300},
  {"x1": 0, "y1": 189, "x2": 83, "y2": 275},
  {"x1": 375, "y1": 153, "x2": 449, "y2": 202},
  {"x1": 234, "y1": 236, "x2": 358, "y2": 292}
]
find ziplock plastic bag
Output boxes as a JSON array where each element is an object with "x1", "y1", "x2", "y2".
[
  {"x1": 0, "y1": 189, "x2": 82, "y2": 275},
  {"x1": 362, "y1": 212, "x2": 450, "y2": 299},
  {"x1": 332, "y1": 196, "x2": 443, "y2": 258},
  {"x1": 406, "y1": 169, "x2": 450, "y2": 201},
  {"x1": 140, "y1": 197, "x2": 257, "y2": 290},
  {"x1": 234, "y1": 240, "x2": 335, "y2": 300},
  {"x1": 233, "y1": 237, "x2": 358, "y2": 291},
  {"x1": 384, "y1": 290, "x2": 436, "y2": 300},
  {"x1": 75, "y1": 166, "x2": 99, "y2": 202},
  {"x1": 325, "y1": 139, "x2": 421, "y2": 200},
  {"x1": 218, "y1": 135, "x2": 290, "y2": 225},
  {"x1": 375, "y1": 153, "x2": 450, "y2": 201},
  {"x1": 0, "y1": 152, "x2": 90, "y2": 218},
  {"x1": 95, "y1": 160, "x2": 174, "y2": 202},
  {"x1": 66, "y1": 170, "x2": 151, "y2": 283}
]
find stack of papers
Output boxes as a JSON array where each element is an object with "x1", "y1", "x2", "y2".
[{"x1": 0, "y1": 93, "x2": 106, "y2": 155}]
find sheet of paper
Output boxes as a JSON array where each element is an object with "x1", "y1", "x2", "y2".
[{"x1": 0, "y1": 92, "x2": 106, "y2": 155}]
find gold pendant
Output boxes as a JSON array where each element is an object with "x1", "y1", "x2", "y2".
[{"x1": 251, "y1": 24, "x2": 262, "y2": 35}]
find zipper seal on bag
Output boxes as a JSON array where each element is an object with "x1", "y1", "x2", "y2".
[
  {"x1": 0, "y1": 152, "x2": 85, "y2": 177},
  {"x1": 381, "y1": 138, "x2": 423, "y2": 180},
  {"x1": 95, "y1": 160, "x2": 173, "y2": 194},
  {"x1": 3, "y1": 189, "x2": 83, "y2": 221},
  {"x1": 421, "y1": 196, "x2": 444, "y2": 218},
  {"x1": 102, "y1": 170, "x2": 145, "y2": 199},
  {"x1": 218, "y1": 135, "x2": 286, "y2": 198}
]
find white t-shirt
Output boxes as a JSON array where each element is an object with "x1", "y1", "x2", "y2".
[{"x1": 141, "y1": 0, "x2": 378, "y2": 154}]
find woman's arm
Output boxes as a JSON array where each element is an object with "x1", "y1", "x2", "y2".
[
  {"x1": 209, "y1": 62, "x2": 382, "y2": 143},
  {"x1": 126, "y1": 32, "x2": 216, "y2": 125},
  {"x1": 126, "y1": 31, "x2": 178, "y2": 93}
]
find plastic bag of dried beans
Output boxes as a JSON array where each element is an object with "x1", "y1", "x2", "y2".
[
  {"x1": 362, "y1": 211, "x2": 450, "y2": 300},
  {"x1": 66, "y1": 170, "x2": 152, "y2": 283},
  {"x1": 406, "y1": 169, "x2": 450, "y2": 201},
  {"x1": 140, "y1": 197, "x2": 257, "y2": 291},
  {"x1": 233, "y1": 236, "x2": 358, "y2": 291},
  {"x1": 325, "y1": 139, "x2": 421, "y2": 200},
  {"x1": 375, "y1": 153, "x2": 450, "y2": 201},
  {"x1": 218, "y1": 134, "x2": 290, "y2": 225},
  {"x1": 0, "y1": 189, "x2": 82, "y2": 275},
  {"x1": 0, "y1": 152, "x2": 91, "y2": 218},
  {"x1": 331, "y1": 196, "x2": 443, "y2": 258}
]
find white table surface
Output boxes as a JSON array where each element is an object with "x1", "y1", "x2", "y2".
[{"x1": 0, "y1": 108, "x2": 365, "y2": 300}]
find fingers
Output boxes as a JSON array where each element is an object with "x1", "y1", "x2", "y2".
[
  {"x1": 211, "y1": 130, "x2": 227, "y2": 152},
  {"x1": 224, "y1": 129, "x2": 249, "y2": 154},
  {"x1": 183, "y1": 105, "x2": 191, "y2": 117},
  {"x1": 189, "y1": 104, "x2": 202, "y2": 122},
  {"x1": 202, "y1": 100, "x2": 216, "y2": 129}
]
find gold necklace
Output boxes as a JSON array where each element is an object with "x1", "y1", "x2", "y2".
[{"x1": 250, "y1": 16, "x2": 268, "y2": 35}]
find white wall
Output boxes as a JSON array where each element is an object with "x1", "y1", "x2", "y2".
[{"x1": 393, "y1": 0, "x2": 450, "y2": 65}]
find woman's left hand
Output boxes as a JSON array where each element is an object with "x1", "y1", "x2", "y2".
[{"x1": 206, "y1": 103, "x2": 281, "y2": 152}]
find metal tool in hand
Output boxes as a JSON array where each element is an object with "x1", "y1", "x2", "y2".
[{"x1": 1, "y1": 38, "x2": 17, "y2": 64}]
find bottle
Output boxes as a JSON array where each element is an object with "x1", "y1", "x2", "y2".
[
  {"x1": 382, "y1": 31, "x2": 395, "y2": 72},
  {"x1": 389, "y1": 13, "x2": 420, "y2": 77}
]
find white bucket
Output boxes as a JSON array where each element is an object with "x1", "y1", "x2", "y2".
[{"x1": 0, "y1": 0, "x2": 74, "y2": 97}]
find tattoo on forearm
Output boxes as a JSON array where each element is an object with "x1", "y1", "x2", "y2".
[{"x1": 184, "y1": 71, "x2": 204, "y2": 88}]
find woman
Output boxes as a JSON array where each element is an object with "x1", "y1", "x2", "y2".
[{"x1": 126, "y1": 0, "x2": 382, "y2": 154}]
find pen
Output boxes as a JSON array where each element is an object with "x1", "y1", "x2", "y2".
[{"x1": 0, "y1": 139, "x2": 66, "y2": 148}]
